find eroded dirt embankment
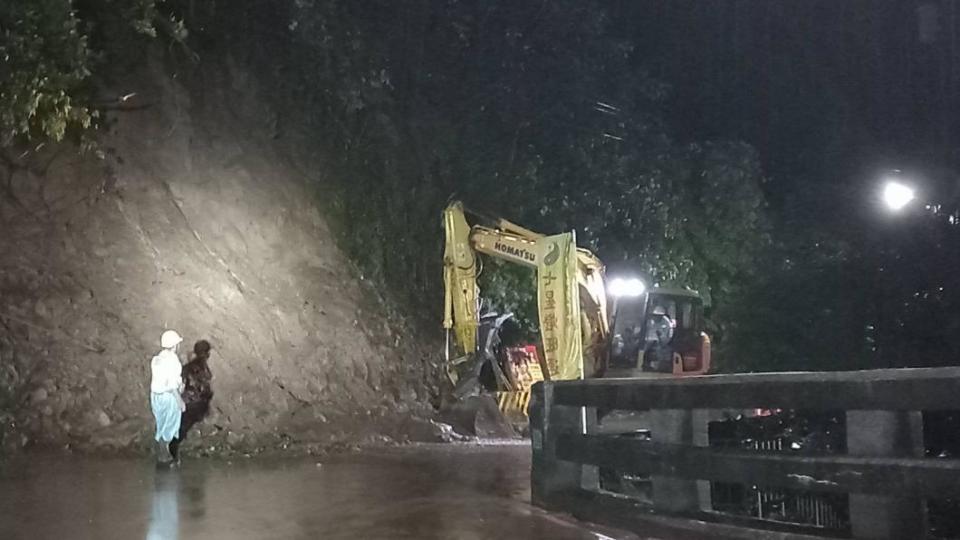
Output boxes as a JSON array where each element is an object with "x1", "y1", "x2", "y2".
[{"x1": 0, "y1": 57, "x2": 447, "y2": 455}]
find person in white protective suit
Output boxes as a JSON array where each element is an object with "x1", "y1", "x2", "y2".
[{"x1": 151, "y1": 330, "x2": 186, "y2": 466}]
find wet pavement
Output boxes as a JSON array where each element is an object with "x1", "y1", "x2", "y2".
[{"x1": 0, "y1": 443, "x2": 638, "y2": 540}]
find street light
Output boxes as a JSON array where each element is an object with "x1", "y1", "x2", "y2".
[{"x1": 882, "y1": 179, "x2": 916, "y2": 212}]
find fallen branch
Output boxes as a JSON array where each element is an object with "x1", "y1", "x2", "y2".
[
  {"x1": 89, "y1": 93, "x2": 155, "y2": 112},
  {"x1": 92, "y1": 102, "x2": 155, "y2": 112}
]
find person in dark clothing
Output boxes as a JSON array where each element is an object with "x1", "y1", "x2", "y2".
[
  {"x1": 169, "y1": 340, "x2": 214, "y2": 461},
  {"x1": 643, "y1": 305, "x2": 675, "y2": 372}
]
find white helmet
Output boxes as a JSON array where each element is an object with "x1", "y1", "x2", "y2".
[{"x1": 160, "y1": 330, "x2": 183, "y2": 349}]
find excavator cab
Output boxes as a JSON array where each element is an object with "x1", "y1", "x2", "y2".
[{"x1": 608, "y1": 287, "x2": 710, "y2": 376}]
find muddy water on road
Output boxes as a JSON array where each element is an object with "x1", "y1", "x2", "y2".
[{"x1": 0, "y1": 443, "x2": 637, "y2": 540}]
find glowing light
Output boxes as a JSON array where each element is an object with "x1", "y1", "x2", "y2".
[
  {"x1": 607, "y1": 277, "x2": 646, "y2": 298},
  {"x1": 882, "y1": 180, "x2": 916, "y2": 212}
]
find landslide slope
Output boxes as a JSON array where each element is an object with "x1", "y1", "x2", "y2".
[{"x1": 0, "y1": 59, "x2": 443, "y2": 453}]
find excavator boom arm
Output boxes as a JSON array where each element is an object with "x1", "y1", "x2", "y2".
[
  {"x1": 442, "y1": 202, "x2": 610, "y2": 381},
  {"x1": 443, "y1": 203, "x2": 480, "y2": 354}
]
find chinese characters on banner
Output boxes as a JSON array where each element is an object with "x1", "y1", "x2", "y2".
[{"x1": 535, "y1": 233, "x2": 583, "y2": 381}]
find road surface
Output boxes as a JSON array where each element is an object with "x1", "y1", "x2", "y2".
[{"x1": 0, "y1": 442, "x2": 639, "y2": 540}]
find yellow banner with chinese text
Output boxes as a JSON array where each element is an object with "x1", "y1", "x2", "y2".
[{"x1": 535, "y1": 232, "x2": 583, "y2": 381}]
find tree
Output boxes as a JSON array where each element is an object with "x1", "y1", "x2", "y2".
[
  {"x1": 0, "y1": 0, "x2": 93, "y2": 144},
  {"x1": 0, "y1": 0, "x2": 184, "y2": 145}
]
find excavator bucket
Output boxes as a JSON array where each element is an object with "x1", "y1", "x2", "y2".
[
  {"x1": 441, "y1": 350, "x2": 519, "y2": 439},
  {"x1": 440, "y1": 394, "x2": 517, "y2": 439},
  {"x1": 441, "y1": 345, "x2": 542, "y2": 438}
]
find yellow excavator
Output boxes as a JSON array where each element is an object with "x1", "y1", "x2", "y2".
[{"x1": 441, "y1": 201, "x2": 711, "y2": 428}]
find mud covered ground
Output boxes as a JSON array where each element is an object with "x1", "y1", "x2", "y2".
[{"x1": 0, "y1": 55, "x2": 448, "y2": 455}]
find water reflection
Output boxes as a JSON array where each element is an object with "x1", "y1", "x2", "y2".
[{"x1": 146, "y1": 472, "x2": 180, "y2": 540}]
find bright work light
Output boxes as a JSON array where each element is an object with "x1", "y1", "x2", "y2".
[{"x1": 608, "y1": 277, "x2": 646, "y2": 298}]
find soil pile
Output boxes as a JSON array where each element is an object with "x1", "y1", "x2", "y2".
[{"x1": 0, "y1": 58, "x2": 446, "y2": 454}]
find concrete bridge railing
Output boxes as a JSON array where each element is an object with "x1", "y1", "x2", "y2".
[{"x1": 530, "y1": 368, "x2": 960, "y2": 539}]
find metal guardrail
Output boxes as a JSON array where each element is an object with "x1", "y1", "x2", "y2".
[{"x1": 529, "y1": 368, "x2": 960, "y2": 539}]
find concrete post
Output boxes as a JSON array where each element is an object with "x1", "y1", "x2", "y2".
[
  {"x1": 650, "y1": 409, "x2": 710, "y2": 514},
  {"x1": 580, "y1": 406, "x2": 600, "y2": 491},
  {"x1": 692, "y1": 409, "x2": 714, "y2": 512},
  {"x1": 530, "y1": 382, "x2": 583, "y2": 507},
  {"x1": 846, "y1": 410, "x2": 926, "y2": 539}
]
